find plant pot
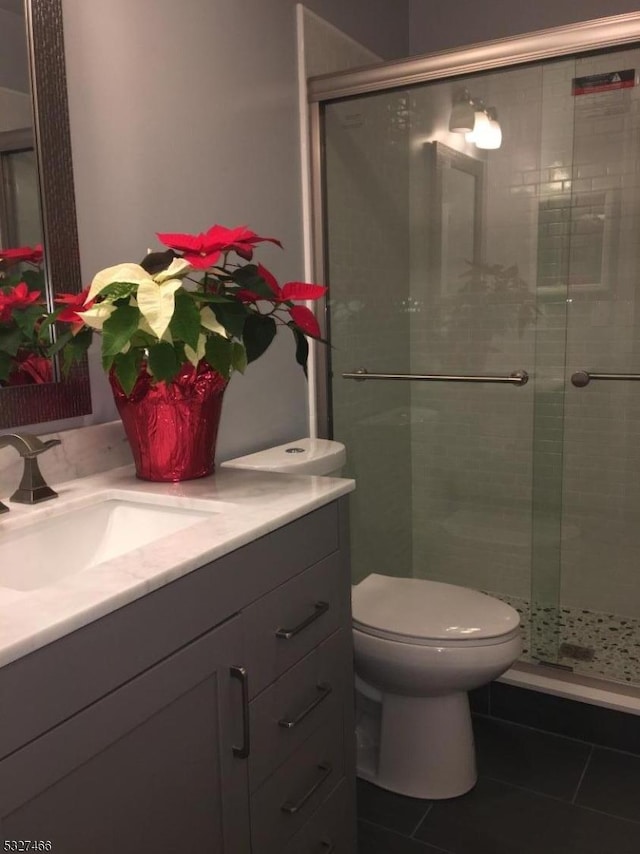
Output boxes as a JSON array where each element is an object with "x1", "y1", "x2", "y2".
[
  {"x1": 7, "y1": 351, "x2": 53, "y2": 386},
  {"x1": 110, "y1": 362, "x2": 228, "y2": 482}
]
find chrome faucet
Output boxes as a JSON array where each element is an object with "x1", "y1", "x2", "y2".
[{"x1": 0, "y1": 432, "x2": 61, "y2": 505}]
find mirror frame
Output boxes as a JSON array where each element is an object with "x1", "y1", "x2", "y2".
[{"x1": 1, "y1": 0, "x2": 91, "y2": 428}]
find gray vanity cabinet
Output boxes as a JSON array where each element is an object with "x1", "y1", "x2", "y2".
[
  {"x1": 0, "y1": 498, "x2": 356, "y2": 853},
  {"x1": 0, "y1": 616, "x2": 250, "y2": 853}
]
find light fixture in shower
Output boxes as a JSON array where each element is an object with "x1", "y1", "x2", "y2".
[
  {"x1": 448, "y1": 89, "x2": 476, "y2": 132},
  {"x1": 450, "y1": 90, "x2": 502, "y2": 150},
  {"x1": 474, "y1": 107, "x2": 502, "y2": 149}
]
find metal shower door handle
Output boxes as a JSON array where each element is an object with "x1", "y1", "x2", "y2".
[
  {"x1": 571, "y1": 370, "x2": 640, "y2": 387},
  {"x1": 342, "y1": 368, "x2": 529, "y2": 386}
]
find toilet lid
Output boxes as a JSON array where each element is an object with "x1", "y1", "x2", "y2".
[{"x1": 352, "y1": 574, "x2": 520, "y2": 643}]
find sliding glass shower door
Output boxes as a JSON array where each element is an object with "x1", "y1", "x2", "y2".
[
  {"x1": 320, "y1": 42, "x2": 640, "y2": 686},
  {"x1": 559, "y1": 47, "x2": 640, "y2": 684}
]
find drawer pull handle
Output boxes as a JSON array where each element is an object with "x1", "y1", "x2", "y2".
[
  {"x1": 281, "y1": 761, "x2": 333, "y2": 815},
  {"x1": 320, "y1": 841, "x2": 336, "y2": 853},
  {"x1": 278, "y1": 682, "x2": 333, "y2": 729},
  {"x1": 276, "y1": 601, "x2": 330, "y2": 640},
  {"x1": 230, "y1": 665, "x2": 251, "y2": 759}
]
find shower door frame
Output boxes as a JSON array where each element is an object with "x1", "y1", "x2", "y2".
[
  {"x1": 308, "y1": 12, "x2": 640, "y2": 708},
  {"x1": 308, "y1": 11, "x2": 640, "y2": 440}
]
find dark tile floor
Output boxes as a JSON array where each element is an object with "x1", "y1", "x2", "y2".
[{"x1": 357, "y1": 715, "x2": 640, "y2": 853}]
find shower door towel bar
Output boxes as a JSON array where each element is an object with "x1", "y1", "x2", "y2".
[
  {"x1": 571, "y1": 370, "x2": 640, "y2": 387},
  {"x1": 342, "y1": 368, "x2": 529, "y2": 386}
]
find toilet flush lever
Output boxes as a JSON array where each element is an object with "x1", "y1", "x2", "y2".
[{"x1": 276, "y1": 601, "x2": 330, "y2": 640}]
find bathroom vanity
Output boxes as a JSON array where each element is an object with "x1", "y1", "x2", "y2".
[{"x1": 0, "y1": 468, "x2": 356, "y2": 853}]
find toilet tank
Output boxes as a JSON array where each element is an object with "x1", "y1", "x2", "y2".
[{"x1": 221, "y1": 437, "x2": 346, "y2": 476}]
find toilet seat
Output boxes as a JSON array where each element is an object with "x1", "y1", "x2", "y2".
[{"x1": 352, "y1": 574, "x2": 521, "y2": 648}]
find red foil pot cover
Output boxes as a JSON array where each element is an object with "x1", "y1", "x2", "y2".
[
  {"x1": 7, "y1": 352, "x2": 53, "y2": 386},
  {"x1": 110, "y1": 362, "x2": 228, "y2": 482}
]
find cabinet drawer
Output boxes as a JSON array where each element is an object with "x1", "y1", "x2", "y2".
[
  {"x1": 244, "y1": 554, "x2": 344, "y2": 697},
  {"x1": 250, "y1": 630, "x2": 347, "y2": 791},
  {"x1": 279, "y1": 778, "x2": 356, "y2": 854},
  {"x1": 250, "y1": 716, "x2": 344, "y2": 852}
]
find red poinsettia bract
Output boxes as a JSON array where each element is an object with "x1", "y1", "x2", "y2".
[
  {"x1": 56, "y1": 288, "x2": 94, "y2": 330},
  {"x1": 0, "y1": 282, "x2": 42, "y2": 322},
  {"x1": 156, "y1": 224, "x2": 283, "y2": 269},
  {"x1": 0, "y1": 244, "x2": 43, "y2": 266},
  {"x1": 233, "y1": 263, "x2": 326, "y2": 338}
]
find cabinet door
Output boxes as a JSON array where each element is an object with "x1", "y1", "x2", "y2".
[{"x1": 0, "y1": 616, "x2": 250, "y2": 854}]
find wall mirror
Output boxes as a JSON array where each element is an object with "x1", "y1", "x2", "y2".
[
  {"x1": 0, "y1": 0, "x2": 91, "y2": 428},
  {"x1": 426, "y1": 141, "x2": 484, "y2": 297}
]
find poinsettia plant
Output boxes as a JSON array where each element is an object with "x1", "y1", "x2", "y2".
[
  {"x1": 52, "y1": 224, "x2": 327, "y2": 395},
  {"x1": 0, "y1": 244, "x2": 53, "y2": 385}
]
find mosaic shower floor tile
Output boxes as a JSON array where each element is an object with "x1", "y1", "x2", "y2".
[{"x1": 485, "y1": 591, "x2": 640, "y2": 687}]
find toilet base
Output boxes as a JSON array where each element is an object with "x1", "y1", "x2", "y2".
[{"x1": 357, "y1": 689, "x2": 477, "y2": 800}]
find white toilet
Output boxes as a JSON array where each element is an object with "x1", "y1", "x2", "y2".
[
  {"x1": 222, "y1": 438, "x2": 522, "y2": 800},
  {"x1": 352, "y1": 573, "x2": 520, "y2": 799}
]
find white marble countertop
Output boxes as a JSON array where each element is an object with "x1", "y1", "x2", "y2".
[{"x1": 0, "y1": 465, "x2": 355, "y2": 669}]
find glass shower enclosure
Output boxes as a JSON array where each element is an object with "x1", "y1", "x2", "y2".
[{"x1": 310, "y1": 15, "x2": 640, "y2": 690}]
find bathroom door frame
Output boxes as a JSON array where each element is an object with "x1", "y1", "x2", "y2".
[{"x1": 307, "y1": 11, "x2": 640, "y2": 439}]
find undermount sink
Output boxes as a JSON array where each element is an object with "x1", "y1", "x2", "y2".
[{"x1": 0, "y1": 494, "x2": 216, "y2": 592}]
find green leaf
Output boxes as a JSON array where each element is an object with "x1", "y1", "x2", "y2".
[
  {"x1": 0, "y1": 351, "x2": 13, "y2": 382},
  {"x1": 292, "y1": 325, "x2": 309, "y2": 377},
  {"x1": 139, "y1": 248, "x2": 176, "y2": 275},
  {"x1": 170, "y1": 291, "x2": 201, "y2": 351},
  {"x1": 99, "y1": 281, "x2": 138, "y2": 302},
  {"x1": 21, "y1": 269, "x2": 44, "y2": 291},
  {"x1": 0, "y1": 326, "x2": 25, "y2": 356},
  {"x1": 102, "y1": 350, "x2": 115, "y2": 374},
  {"x1": 211, "y1": 301, "x2": 248, "y2": 339},
  {"x1": 102, "y1": 303, "x2": 141, "y2": 357},
  {"x1": 60, "y1": 328, "x2": 92, "y2": 376},
  {"x1": 243, "y1": 313, "x2": 276, "y2": 363},
  {"x1": 47, "y1": 328, "x2": 74, "y2": 357},
  {"x1": 37, "y1": 312, "x2": 58, "y2": 346},
  {"x1": 204, "y1": 334, "x2": 232, "y2": 379},
  {"x1": 112, "y1": 350, "x2": 143, "y2": 395},
  {"x1": 128, "y1": 329, "x2": 157, "y2": 349},
  {"x1": 231, "y1": 341, "x2": 248, "y2": 374},
  {"x1": 231, "y1": 264, "x2": 278, "y2": 300},
  {"x1": 191, "y1": 292, "x2": 233, "y2": 304},
  {"x1": 12, "y1": 304, "x2": 45, "y2": 339},
  {"x1": 147, "y1": 341, "x2": 179, "y2": 382}
]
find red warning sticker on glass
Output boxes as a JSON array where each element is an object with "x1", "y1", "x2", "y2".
[{"x1": 572, "y1": 69, "x2": 635, "y2": 95}]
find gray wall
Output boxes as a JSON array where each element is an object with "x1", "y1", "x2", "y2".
[
  {"x1": 408, "y1": 0, "x2": 640, "y2": 55},
  {"x1": 58, "y1": 0, "x2": 408, "y2": 459},
  {"x1": 0, "y1": 7, "x2": 29, "y2": 93},
  {"x1": 305, "y1": 0, "x2": 408, "y2": 58}
]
